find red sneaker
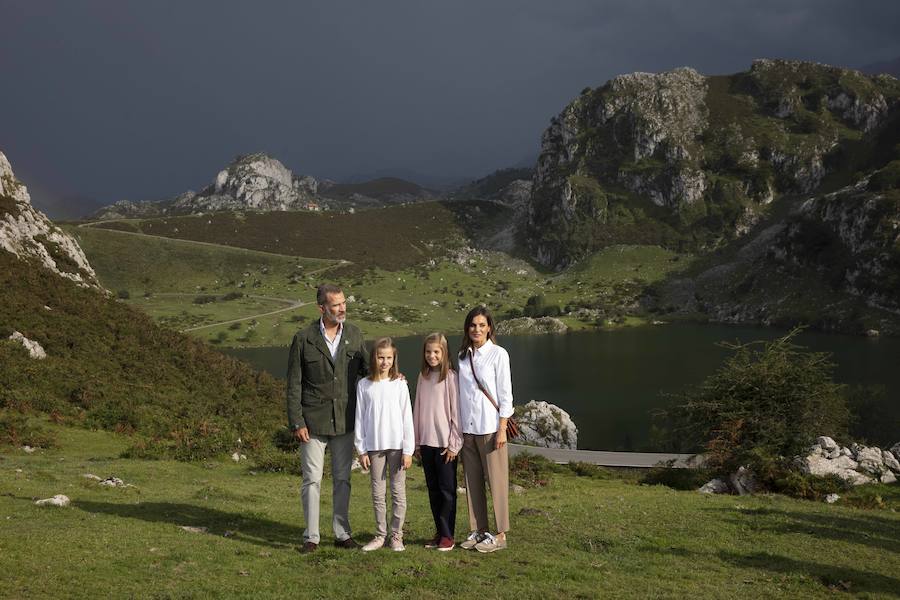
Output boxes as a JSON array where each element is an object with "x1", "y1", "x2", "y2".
[
  {"x1": 437, "y1": 536, "x2": 455, "y2": 552},
  {"x1": 424, "y1": 534, "x2": 441, "y2": 549}
]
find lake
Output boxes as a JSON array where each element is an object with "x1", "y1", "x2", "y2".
[{"x1": 227, "y1": 324, "x2": 899, "y2": 451}]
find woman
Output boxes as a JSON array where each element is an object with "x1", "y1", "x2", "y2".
[{"x1": 457, "y1": 305, "x2": 513, "y2": 553}]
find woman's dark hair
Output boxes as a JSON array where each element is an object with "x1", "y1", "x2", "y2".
[{"x1": 458, "y1": 305, "x2": 496, "y2": 359}]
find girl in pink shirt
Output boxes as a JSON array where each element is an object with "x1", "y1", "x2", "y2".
[{"x1": 413, "y1": 332, "x2": 462, "y2": 551}]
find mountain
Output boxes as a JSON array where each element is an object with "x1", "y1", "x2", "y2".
[
  {"x1": 1, "y1": 150, "x2": 283, "y2": 456},
  {"x1": 317, "y1": 176, "x2": 436, "y2": 208},
  {"x1": 451, "y1": 167, "x2": 534, "y2": 206},
  {"x1": 92, "y1": 153, "x2": 322, "y2": 219},
  {"x1": 0, "y1": 152, "x2": 99, "y2": 288},
  {"x1": 525, "y1": 59, "x2": 900, "y2": 270}
]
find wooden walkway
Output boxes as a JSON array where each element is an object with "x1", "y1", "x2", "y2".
[{"x1": 508, "y1": 443, "x2": 698, "y2": 468}]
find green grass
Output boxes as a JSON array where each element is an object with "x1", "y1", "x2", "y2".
[
  {"x1": 2, "y1": 424, "x2": 898, "y2": 599},
  {"x1": 66, "y1": 224, "x2": 336, "y2": 295},
  {"x1": 71, "y1": 221, "x2": 694, "y2": 346}
]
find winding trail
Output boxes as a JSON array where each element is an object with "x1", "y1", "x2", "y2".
[{"x1": 77, "y1": 222, "x2": 350, "y2": 331}]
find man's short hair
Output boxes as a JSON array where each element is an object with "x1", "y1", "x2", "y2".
[{"x1": 316, "y1": 283, "x2": 344, "y2": 306}]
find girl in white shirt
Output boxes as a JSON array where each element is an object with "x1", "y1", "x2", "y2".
[
  {"x1": 354, "y1": 337, "x2": 414, "y2": 552},
  {"x1": 457, "y1": 306, "x2": 514, "y2": 554}
]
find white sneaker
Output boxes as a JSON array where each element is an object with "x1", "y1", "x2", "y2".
[
  {"x1": 361, "y1": 536, "x2": 385, "y2": 552},
  {"x1": 389, "y1": 535, "x2": 405, "y2": 552},
  {"x1": 475, "y1": 532, "x2": 507, "y2": 553},
  {"x1": 459, "y1": 531, "x2": 485, "y2": 550}
]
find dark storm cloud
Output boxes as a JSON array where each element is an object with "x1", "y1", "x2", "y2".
[{"x1": 1, "y1": 0, "x2": 899, "y2": 216}]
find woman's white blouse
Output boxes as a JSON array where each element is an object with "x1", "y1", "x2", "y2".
[
  {"x1": 457, "y1": 339, "x2": 514, "y2": 435},
  {"x1": 354, "y1": 378, "x2": 415, "y2": 455}
]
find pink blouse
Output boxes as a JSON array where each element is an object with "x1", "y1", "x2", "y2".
[{"x1": 413, "y1": 369, "x2": 462, "y2": 454}]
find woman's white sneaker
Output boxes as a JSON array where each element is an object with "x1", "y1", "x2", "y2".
[{"x1": 459, "y1": 531, "x2": 485, "y2": 550}]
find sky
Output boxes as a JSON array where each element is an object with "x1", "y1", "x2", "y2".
[{"x1": 2, "y1": 0, "x2": 900, "y2": 218}]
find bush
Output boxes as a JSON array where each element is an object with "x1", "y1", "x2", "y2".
[
  {"x1": 116, "y1": 289, "x2": 130, "y2": 300},
  {"x1": 641, "y1": 466, "x2": 712, "y2": 490},
  {"x1": 251, "y1": 445, "x2": 302, "y2": 475},
  {"x1": 509, "y1": 452, "x2": 559, "y2": 487},
  {"x1": 193, "y1": 295, "x2": 217, "y2": 304},
  {"x1": 0, "y1": 413, "x2": 58, "y2": 448},
  {"x1": 669, "y1": 329, "x2": 849, "y2": 476}
]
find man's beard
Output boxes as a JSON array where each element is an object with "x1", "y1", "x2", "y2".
[{"x1": 324, "y1": 307, "x2": 346, "y2": 324}]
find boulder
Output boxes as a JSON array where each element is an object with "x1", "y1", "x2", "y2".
[
  {"x1": 729, "y1": 466, "x2": 758, "y2": 496},
  {"x1": 816, "y1": 436, "x2": 839, "y2": 451},
  {"x1": 891, "y1": 442, "x2": 900, "y2": 460},
  {"x1": 882, "y1": 451, "x2": 900, "y2": 474},
  {"x1": 825, "y1": 493, "x2": 841, "y2": 504},
  {"x1": 881, "y1": 471, "x2": 897, "y2": 485},
  {"x1": 514, "y1": 400, "x2": 578, "y2": 449},
  {"x1": 8, "y1": 332, "x2": 46, "y2": 359},
  {"x1": 698, "y1": 479, "x2": 729, "y2": 494},
  {"x1": 855, "y1": 446, "x2": 887, "y2": 476},
  {"x1": 799, "y1": 454, "x2": 872, "y2": 485},
  {"x1": 35, "y1": 494, "x2": 70, "y2": 507}
]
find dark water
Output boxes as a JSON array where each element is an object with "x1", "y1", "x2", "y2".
[{"x1": 227, "y1": 324, "x2": 899, "y2": 451}]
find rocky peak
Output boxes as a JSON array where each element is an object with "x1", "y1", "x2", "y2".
[
  {"x1": 0, "y1": 151, "x2": 99, "y2": 287},
  {"x1": 93, "y1": 153, "x2": 322, "y2": 219},
  {"x1": 525, "y1": 60, "x2": 900, "y2": 269}
]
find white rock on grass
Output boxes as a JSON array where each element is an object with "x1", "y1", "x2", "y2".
[
  {"x1": 817, "y1": 436, "x2": 838, "y2": 451},
  {"x1": 881, "y1": 471, "x2": 897, "y2": 484},
  {"x1": 21, "y1": 446, "x2": 36, "y2": 454},
  {"x1": 825, "y1": 493, "x2": 841, "y2": 504},
  {"x1": 179, "y1": 526, "x2": 208, "y2": 534},
  {"x1": 729, "y1": 466, "x2": 758, "y2": 496},
  {"x1": 99, "y1": 477, "x2": 126, "y2": 487},
  {"x1": 698, "y1": 479, "x2": 729, "y2": 494},
  {"x1": 8, "y1": 332, "x2": 46, "y2": 359},
  {"x1": 231, "y1": 452, "x2": 247, "y2": 462},
  {"x1": 35, "y1": 495, "x2": 70, "y2": 507},
  {"x1": 515, "y1": 400, "x2": 578, "y2": 449},
  {"x1": 83, "y1": 474, "x2": 102, "y2": 481}
]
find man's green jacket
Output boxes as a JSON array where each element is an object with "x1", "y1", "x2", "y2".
[{"x1": 286, "y1": 321, "x2": 369, "y2": 436}]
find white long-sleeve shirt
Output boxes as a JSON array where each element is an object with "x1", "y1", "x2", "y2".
[
  {"x1": 458, "y1": 339, "x2": 514, "y2": 435},
  {"x1": 354, "y1": 377, "x2": 414, "y2": 456}
]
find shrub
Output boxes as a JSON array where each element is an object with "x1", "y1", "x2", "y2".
[
  {"x1": 251, "y1": 445, "x2": 302, "y2": 475},
  {"x1": 641, "y1": 466, "x2": 712, "y2": 490},
  {"x1": 669, "y1": 329, "x2": 849, "y2": 476},
  {"x1": 116, "y1": 289, "x2": 130, "y2": 300},
  {"x1": 509, "y1": 452, "x2": 560, "y2": 487},
  {"x1": 193, "y1": 295, "x2": 217, "y2": 304},
  {"x1": 0, "y1": 413, "x2": 58, "y2": 448}
]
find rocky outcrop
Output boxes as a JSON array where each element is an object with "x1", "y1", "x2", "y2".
[
  {"x1": 525, "y1": 60, "x2": 900, "y2": 269},
  {"x1": 514, "y1": 400, "x2": 578, "y2": 449},
  {"x1": 92, "y1": 153, "x2": 322, "y2": 218},
  {"x1": 653, "y1": 168, "x2": 900, "y2": 332},
  {"x1": 0, "y1": 151, "x2": 99, "y2": 287},
  {"x1": 796, "y1": 436, "x2": 900, "y2": 485},
  {"x1": 8, "y1": 331, "x2": 47, "y2": 359},
  {"x1": 497, "y1": 316, "x2": 567, "y2": 335}
]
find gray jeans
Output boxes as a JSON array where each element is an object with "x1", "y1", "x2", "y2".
[
  {"x1": 367, "y1": 449, "x2": 407, "y2": 538},
  {"x1": 300, "y1": 432, "x2": 355, "y2": 544}
]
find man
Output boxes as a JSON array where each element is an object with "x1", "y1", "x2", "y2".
[{"x1": 287, "y1": 283, "x2": 369, "y2": 553}]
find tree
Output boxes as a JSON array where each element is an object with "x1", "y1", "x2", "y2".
[{"x1": 671, "y1": 329, "x2": 849, "y2": 474}]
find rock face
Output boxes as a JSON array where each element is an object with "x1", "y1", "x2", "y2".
[
  {"x1": 525, "y1": 59, "x2": 900, "y2": 269},
  {"x1": 514, "y1": 400, "x2": 578, "y2": 449},
  {"x1": 92, "y1": 153, "x2": 322, "y2": 218},
  {"x1": 496, "y1": 316, "x2": 568, "y2": 335},
  {"x1": 0, "y1": 151, "x2": 99, "y2": 287},
  {"x1": 654, "y1": 170, "x2": 900, "y2": 331}
]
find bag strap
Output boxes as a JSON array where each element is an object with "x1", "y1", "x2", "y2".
[{"x1": 468, "y1": 348, "x2": 500, "y2": 414}]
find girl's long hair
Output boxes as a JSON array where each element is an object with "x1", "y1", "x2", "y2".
[
  {"x1": 420, "y1": 332, "x2": 451, "y2": 382},
  {"x1": 458, "y1": 305, "x2": 496, "y2": 359},
  {"x1": 369, "y1": 337, "x2": 399, "y2": 381}
]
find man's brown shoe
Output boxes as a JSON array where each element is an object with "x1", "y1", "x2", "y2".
[
  {"x1": 299, "y1": 542, "x2": 318, "y2": 554},
  {"x1": 334, "y1": 537, "x2": 360, "y2": 549}
]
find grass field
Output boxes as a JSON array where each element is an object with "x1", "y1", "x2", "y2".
[
  {"x1": 2, "y1": 423, "x2": 898, "y2": 599},
  {"x1": 69, "y1": 210, "x2": 696, "y2": 347}
]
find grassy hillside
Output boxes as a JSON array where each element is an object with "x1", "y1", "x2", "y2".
[
  {"x1": 2, "y1": 424, "x2": 898, "y2": 599},
  {"x1": 89, "y1": 201, "x2": 511, "y2": 271},
  {"x1": 0, "y1": 249, "x2": 284, "y2": 454},
  {"x1": 70, "y1": 218, "x2": 696, "y2": 346}
]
